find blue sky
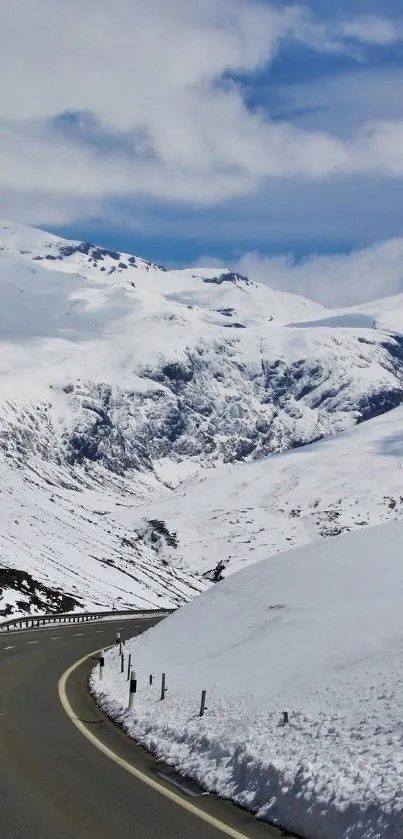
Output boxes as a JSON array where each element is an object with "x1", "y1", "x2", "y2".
[
  {"x1": 56, "y1": 2, "x2": 403, "y2": 266},
  {"x1": 58, "y1": 25, "x2": 403, "y2": 268},
  {"x1": 2, "y1": 1, "x2": 403, "y2": 302}
]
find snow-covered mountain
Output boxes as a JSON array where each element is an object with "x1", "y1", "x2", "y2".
[
  {"x1": 2, "y1": 220, "x2": 403, "y2": 615},
  {"x1": 2, "y1": 219, "x2": 403, "y2": 472}
]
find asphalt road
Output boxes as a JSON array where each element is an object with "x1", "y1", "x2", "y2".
[{"x1": 0, "y1": 618, "x2": 296, "y2": 839}]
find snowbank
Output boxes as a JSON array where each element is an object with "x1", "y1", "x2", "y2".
[{"x1": 91, "y1": 520, "x2": 403, "y2": 839}]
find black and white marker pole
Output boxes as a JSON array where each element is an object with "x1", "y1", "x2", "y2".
[
  {"x1": 116, "y1": 631, "x2": 121, "y2": 646},
  {"x1": 160, "y1": 672, "x2": 166, "y2": 700},
  {"x1": 127, "y1": 653, "x2": 132, "y2": 680},
  {"x1": 128, "y1": 669, "x2": 137, "y2": 710},
  {"x1": 120, "y1": 652, "x2": 125, "y2": 674},
  {"x1": 199, "y1": 689, "x2": 207, "y2": 717},
  {"x1": 99, "y1": 650, "x2": 105, "y2": 681}
]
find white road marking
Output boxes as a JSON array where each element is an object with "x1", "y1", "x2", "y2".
[
  {"x1": 74, "y1": 633, "x2": 84, "y2": 637},
  {"x1": 59, "y1": 650, "x2": 250, "y2": 839},
  {"x1": 95, "y1": 630, "x2": 105, "y2": 634},
  {"x1": 52, "y1": 637, "x2": 61, "y2": 640},
  {"x1": 3, "y1": 645, "x2": 15, "y2": 650},
  {"x1": 27, "y1": 641, "x2": 38, "y2": 645}
]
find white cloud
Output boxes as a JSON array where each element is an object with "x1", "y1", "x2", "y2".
[
  {"x1": 236, "y1": 239, "x2": 403, "y2": 307},
  {"x1": 272, "y1": 68, "x2": 403, "y2": 138},
  {"x1": 338, "y1": 14, "x2": 403, "y2": 44},
  {"x1": 2, "y1": 1, "x2": 403, "y2": 225},
  {"x1": 0, "y1": 189, "x2": 104, "y2": 228}
]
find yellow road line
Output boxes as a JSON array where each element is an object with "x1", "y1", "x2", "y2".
[{"x1": 58, "y1": 648, "x2": 251, "y2": 839}]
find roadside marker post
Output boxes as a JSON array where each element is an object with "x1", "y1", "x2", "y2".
[
  {"x1": 127, "y1": 653, "x2": 132, "y2": 680},
  {"x1": 128, "y1": 669, "x2": 137, "y2": 709},
  {"x1": 199, "y1": 690, "x2": 207, "y2": 717},
  {"x1": 99, "y1": 650, "x2": 105, "y2": 681},
  {"x1": 160, "y1": 672, "x2": 166, "y2": 700}
]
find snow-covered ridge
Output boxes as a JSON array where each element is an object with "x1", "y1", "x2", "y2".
[{"x1": 0, "y1": 219, "x2": 165, "y2": 276}]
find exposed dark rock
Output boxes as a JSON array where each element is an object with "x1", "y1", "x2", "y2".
[
  {"x1": 147, "y1": 520, "x2": 178, "y2": 549},
  {"x1": 356, "y1": 389, "x2": 403, "y2": 423},
  {"x1": 203, "y1": 271, "x2": 251, "y2": 286},
  {"x1": 215, "y1": 308, "x2": 235, "y2": 317},
  {"x1": 203, "y1": 559, "x2": 227, "y2": 582},
  {"x1": 0, "y1": 568, "x2": 81, "y2": 617}
]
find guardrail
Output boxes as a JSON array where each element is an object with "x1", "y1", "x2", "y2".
[{"x1": 0, "y1": 607, "x2": 175, "y2": 632}]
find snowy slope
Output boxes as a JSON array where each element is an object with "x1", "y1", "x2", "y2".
[
  {"x1": 3, "y1": 220, "x2": 403, "y2": 615},
  {"x1": 92, "y1": 519, "x2": 403, "y2": 839},
  {"x1": 114, "y1": 404, "x2": 403, "y2": 579},
  {"x1": 0, "y1": 454, "x2": 207, "y2": 619},
  {"x1": 289, "y1": 289, "x2": 403, "y2": 335}
]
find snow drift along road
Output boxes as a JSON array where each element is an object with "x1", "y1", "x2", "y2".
[{"x1": 92, "y1": 518, "x2": 403, "y2": 839}]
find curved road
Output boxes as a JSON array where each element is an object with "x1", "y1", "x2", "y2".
[{"x1": 0, "y1": 618, "x2": 294, "y2": 839}]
